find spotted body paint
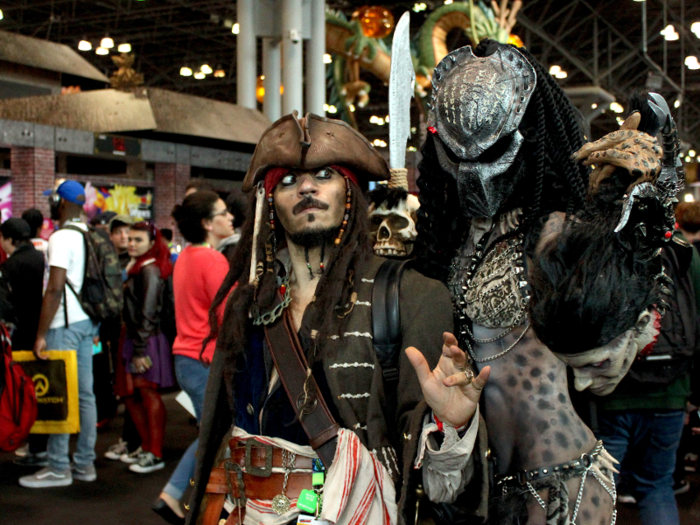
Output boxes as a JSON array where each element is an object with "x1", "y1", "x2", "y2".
[{"x1": 449, "y1": 211, "x2": 615, "y2": 524}]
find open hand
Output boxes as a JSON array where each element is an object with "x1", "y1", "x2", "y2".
[{"x1": 406, "y1": 332, "x2": 489, "y2": 428}]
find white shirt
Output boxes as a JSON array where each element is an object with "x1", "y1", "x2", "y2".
[{"x1": 48, "y1": 221, "x2": 89, "y2": 329}]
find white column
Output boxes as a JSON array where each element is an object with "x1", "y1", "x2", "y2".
[
  {"x1": 282, "y1": 0, "x2": 303, "y2": 115},
  {"x1": 306, "y1": 0, "x2": 326, "y2": 115},
  {"x1": 262, "y1": 37, "x2": 282, "y2": 122},
  {"x1": 236, "y1": 0, "x2": 257, "y2": 109}
]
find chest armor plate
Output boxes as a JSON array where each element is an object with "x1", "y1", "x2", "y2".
[{"x1": 458, "y1": 236, "x2": 529, "y2": 329}]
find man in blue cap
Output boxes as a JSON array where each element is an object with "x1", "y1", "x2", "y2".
[{"x1": 19, "y1": 180, "x2": 101, "y2": 488}]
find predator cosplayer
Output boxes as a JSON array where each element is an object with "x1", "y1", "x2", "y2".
[{"x1": 414, "y1": 39, "x2": 680, "y2": 524}]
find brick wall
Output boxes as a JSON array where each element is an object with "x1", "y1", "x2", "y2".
[
  {"x1": 11, "y1": 147, "x2": 55, "y2": 217},
  {"x1": 154, "y1": 162, "x2": 190, "y2": 246}
]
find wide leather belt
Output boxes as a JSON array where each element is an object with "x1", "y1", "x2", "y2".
[
  {"x1": 206, "y1": 466, "x2": 312, "y2": 500},
  {"x1": 228, "y1": 438, "x2": 315, "y2": 471}
]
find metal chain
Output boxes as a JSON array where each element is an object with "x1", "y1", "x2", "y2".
[
  {"x1": 253, "y1": 278, "x2": 291, "y2": 326},
  {"x1": 570, "y1": 465, "x2": 591, "y2": 524},
  {"x1": 526, "y1": 482, "x2": 547, "y2": 510},
  {"x1": 467, "y1": 323, "x2": 530, "y2": 363},
  {"x1": 281, "y1": 450, "x2": 296, "y2": 495}
]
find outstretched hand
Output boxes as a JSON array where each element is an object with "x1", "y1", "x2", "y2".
[{"x1": 406, "y1": 332, "x2": 489, "y2": 429}]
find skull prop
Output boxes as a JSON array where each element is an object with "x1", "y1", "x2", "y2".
[{"x1": 369, "y1": 191, "x2": 420, "y2": 258}]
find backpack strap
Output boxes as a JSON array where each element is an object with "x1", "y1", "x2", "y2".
[
  {"x1": 60, "y1": 223, "x2": 89, "y2": 328},
  {"x1": 372, "y1": 259, "x2": 409, "y2": 425}
]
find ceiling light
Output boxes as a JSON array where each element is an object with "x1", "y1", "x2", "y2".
[
  {"x1": 407, "y1": 146, "x2": 418, "y2": 151},
  {"x1": 95, "y1": 47, "x2": 109, "y2": 55},
  {"x1": 180, "y1": 67, "x2": 193, "y2": 77},
  {"x1": 200, "y1": 64, "x2": 213, "y2": 75},
  {"x1": 412, "y1": 3, "x2": 427, "y2": 13},
  {"x1": 117, "y1": 43, "x2": 131, "y2": 53},
  {"x1": 692, "y1": 22, "x2": 700, "y2": 36},
  {"x1": 685, "y1": 194, "x2": 695, "y2": 202},
  {"x1": 232, "y1": 23, "x2": 240, "y2": 35},
  {"x1": 660, "y1": 24, "x2": 679, "y2": 41},
  {"x1": 685, "y1": 156, "x2": 692, "y2": 163},
  {"x1": 549, "y1": 65, "x2": 561, "y2": 75},
  {"x1": 372, "y1": 139, "x2": 387, "y2": 147},
  {"x1": 674, "y1": 96, "x2": 682, "y2": 108},
  {"x1": 328, "y1": 105, "x2": 337, "y2": 114},
  {"x1": 0, "y1": 9, "x2": 4, "y2": 20},
  {"x1": 101, "y1": 37, "x2": 114, "y2": 49},
  {"x1": 591, "y1": 103, "x2": 598, "y2": 109},
  {"x1": 213, "y1": 69, "x2": 226, "y2": 78},
  {"x1": 610, "y1": 102, "x2": 624, "y2": 113},
  {"x1": 349, "y1": 104, "x2": 356, "y2": 112},
  {"x1": 78, "y1": 40, "x2": 92, "y2": 51},
  {"x1": 323, "y1": 53, "x2": 332, "y2": 64},
  {"x1": 194, "y1": 71, "x2": 205, "y2": 80},
  {"x1": 686, "y1": 56, "x2": 700, "y2": 70},
  {"x1": 555, "y1": 71, "x2": 568, "y2": 79},
  {"x1": 369, "y1": 115, "x2": 378, "y2": 124},
  {"x1": 444, "y1": 0, "x2": 454, "y2": 4},
  {"x1": 689, "y1": 149, "x2": 696, "y2": 157}
]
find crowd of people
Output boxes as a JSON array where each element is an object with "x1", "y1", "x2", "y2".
[
  {"x1": 1, "y1": 39, "x2": 700, "y2": 525},
  {"x1": 1, "y1": 178, "x2": 245, "y2": 522}
]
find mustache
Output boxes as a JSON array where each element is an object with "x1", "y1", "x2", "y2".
[{"x1": 292, "y1": 196, "x2": 329, "y2": 215}]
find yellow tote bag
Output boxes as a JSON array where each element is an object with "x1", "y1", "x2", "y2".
[{"x1": 12, "y1": 350, "x2": 80, "y2": 434}]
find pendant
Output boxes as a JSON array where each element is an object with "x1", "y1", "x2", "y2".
[{"x1": 272, "y1": 494, "x2": 291, "y2": 515}]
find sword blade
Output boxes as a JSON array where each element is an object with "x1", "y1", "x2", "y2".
[{"x1": 389, "y1": 11, "x2": 415, "y2": 170}]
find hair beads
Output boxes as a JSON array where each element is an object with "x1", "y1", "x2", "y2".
[{"x1": 335, "y1": 176, "x2": 352, "y2": 245}]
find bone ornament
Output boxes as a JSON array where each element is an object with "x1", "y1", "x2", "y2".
[{"x1": 369, "y1": 193, "x2": 420, "y2": 258}]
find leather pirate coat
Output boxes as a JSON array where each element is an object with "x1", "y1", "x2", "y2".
[{"x1": 187, "y1": 255, "x2": 477, "y2": 524}]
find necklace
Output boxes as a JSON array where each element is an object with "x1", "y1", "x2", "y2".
[{"x1": 467, "y1": 323, "x2": 531, "y2": 363}]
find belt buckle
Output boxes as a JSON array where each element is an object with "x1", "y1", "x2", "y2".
[{"x1": 245, "y1": 439, "x2": 273, "y2": 478}]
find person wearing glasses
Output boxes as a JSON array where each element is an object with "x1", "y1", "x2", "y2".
[{"x1": 153, "y1": 190, "x2": 233, "y2": 524}]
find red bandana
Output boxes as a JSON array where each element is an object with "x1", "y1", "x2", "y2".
[{"x1": 263, "y1": 165, "x2": 359, "y2": 194}]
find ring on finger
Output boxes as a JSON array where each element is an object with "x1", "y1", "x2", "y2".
[{"x1": 463, "y1": 369, "x2": 474, "y2": 381}]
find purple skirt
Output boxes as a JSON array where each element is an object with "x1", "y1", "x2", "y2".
[{"x1": 122, "y1": 333, "x2": 176, "y2": 388}]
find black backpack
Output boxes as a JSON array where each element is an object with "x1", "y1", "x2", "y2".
[
  {"x1": 63, "y1": 224, "x2": 123, "y2": 325},
  {"x1": 627, "y1": 240, "x2": 700, "y2": 385}
]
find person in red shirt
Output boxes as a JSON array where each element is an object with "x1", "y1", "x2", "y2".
[{"x1": 153, "y1": 190, "x2": 233, "y2": 524}]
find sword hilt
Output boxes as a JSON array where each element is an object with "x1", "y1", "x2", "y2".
[{"x1": 388, "y1": 168, "x2": 409, "y2": 190}]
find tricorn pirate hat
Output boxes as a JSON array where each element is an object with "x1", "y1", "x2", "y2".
[{"x1": 242, "y1": 112, "x2": 390, "y2": 192}]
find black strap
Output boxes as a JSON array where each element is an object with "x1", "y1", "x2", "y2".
[
  {"x1": 372, "y1": 259, "x2": 409, "y2": 426},
  {"x1": 60, "y1": 224, "x2": 89, "y2": 328}
]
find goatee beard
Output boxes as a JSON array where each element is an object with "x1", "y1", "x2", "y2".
[{"x1": 288, "y1": 226, "x2": 337, "y2": 248}]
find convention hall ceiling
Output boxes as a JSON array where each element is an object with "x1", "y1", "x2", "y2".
[{"x1": 0, "y1": 0, "x2": 698, "y2": 149}]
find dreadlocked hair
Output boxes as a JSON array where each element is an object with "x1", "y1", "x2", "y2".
[
  {"x1": 204, "y1": 180, "x2": 373, "y2": 408},
  {"x1": 414, "y1": 39, "x2": 590, "y2": 281}
]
